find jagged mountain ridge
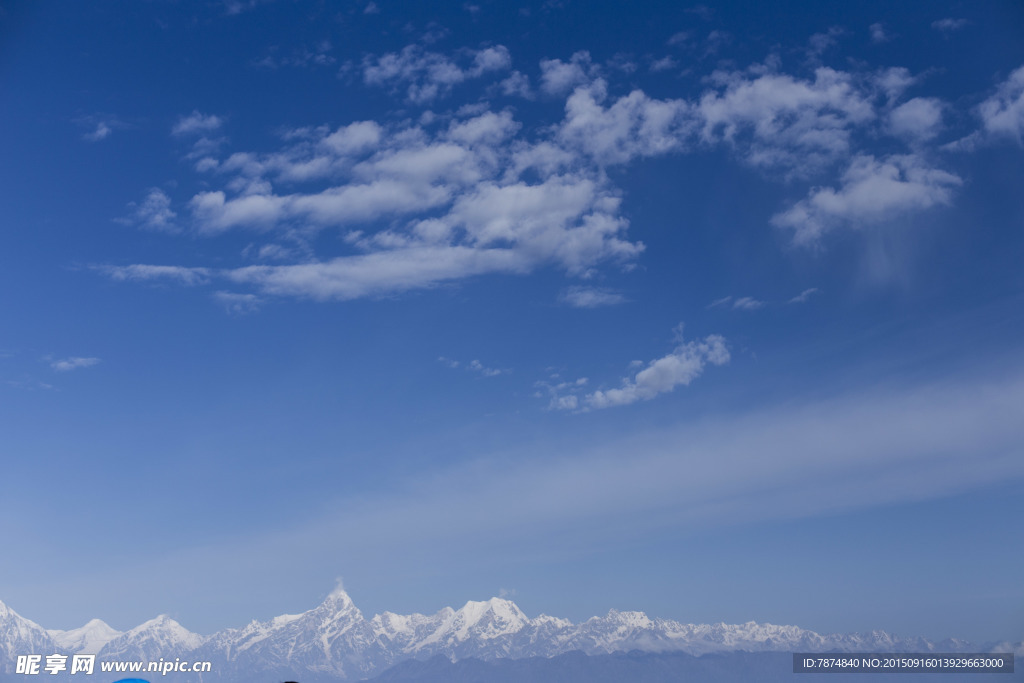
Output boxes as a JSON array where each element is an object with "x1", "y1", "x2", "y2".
[{"x1": 0, "y1": 588, "x2": 1000, "y2": 682}]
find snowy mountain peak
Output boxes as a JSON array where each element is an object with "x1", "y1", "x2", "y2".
[
  {"x1": 100, "y1": 613, "x2": 204, "y2": 658},
  {"x1": 2, "y1": 588, "x2": 991, "y2": 682},
  {"x1": 48, "y1": 618, "x2": 122, "y2": 654},
  {"x1": 325, "y1": 585, "x2": 355, "y2": 606}
]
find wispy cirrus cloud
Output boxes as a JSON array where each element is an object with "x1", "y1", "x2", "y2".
[
  {"x1": 931, "y1": 18, "x2": 968, "y2": 34},
  {"x1": 121, "y1": 365, "x2": 1024, "y2": 608},
  {"x1": 213, "y1": 291, "x2": 263, "y2": 315},
  {"x1": 97, "y1": 264, "x2": 211, "y2": 286},
  {"x1": 439, "y1": 357, "x2": 506, "y2": 377},
  {"x1": 50, "y1": 357, "x2": 101, "y2": 372},
  {"x1": 788, "y1": 287, "x2": 819, "y2": 304},
  {"x1": 559, "y1": 286, "x2": 626, "y2": 308},
  {"x1": 708, "y1": 295, "x2": 764, "y2": 310}
]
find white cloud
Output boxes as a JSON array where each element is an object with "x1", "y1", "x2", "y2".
[
  {"x1": 120, "y1": 188, "x2": 178, "y2": 232},
  {"x1": 74, "y1": 368, "x2": 1024, "y2": 600},
  {"x1": 438, "y1": 356, "x2": 505, "y2": 377},
  {"x1": 772, "y1": 154, "x2": 962, "y2": 245},
  {"x1": 697, "y1": 66, "x2": 875, "y2": 175},
  {"x1": 731, "y1": 296, "x2": 763, "y2": 310},
  {"x1": 931, "y1": 18, "x2": 968, "y2": 33},
  {"x1": 874, "y1": 66, "x2": 917, "y2": 102},
  {"x1": 558, "y1": 80, "x2": 693, "y2": 165},
  {"x1": 224, "y1": 246, "x2": 531, "y2": 300},
  {"x1": 51, "y1": 357, "x2": 101, "y2": 372},
  {"x1": 576, "y1": 326, "x2": 729, "y2": 410},
  {"x1": 649, "y1": 56, "x2": 678, "y2": 73},
  {"x1": 255, "y1": 41, "x2": 335, "y2": 69},
  {"x1": 887, "y1": 97, "x2": 944, "y2": 141},
  {"x1": 788, "y1": 287, "x2": 819, "y2": 304},
  {"x1": 535, "y1": 376, "x2": 588, "y2": 411},
  {"x1": 223, "y1": 0, "x2": 272, "y2": 15},
  {"x1": 707, "y1": 295, "x2": 763, "y2": 310},
  {"x1": 102, "y1": 47, "x2": 985, "y2": 304},
  {"x1": 172, "y1": 111, "x2": 224, "y2": 136},
  {"x1": 707, "y1": 295, "x2": 732, "y2": 309},
  {"x1": 978, "y1": 65, "x2": 1024, "y2": 145},
  {"x1": 468, "y1": 359, "x2": 505, "y2": 377},
  {"x1": 213, "y1": 291, "x2": 262, "y2": 314},
  {"x1": 539, "y1": 51, "x2": 596, "y2": 96},
  {"x1": 807, "y1": 27, "x2": 844, "y2": 60},
  {"x1": 321, "y1": 120, "x2": 383, "y2": 156},
  {"x1": 362, "y1": 44, "x2": 511, "y2": 104},
  {"x1": 869, "y1": 23, "x2": 890, "y2": 44},
  {"x1": 559, "y1": 286, "x2": 626, "y2": 308},
  {"x1": 83, "y1": 122, "x2": 112, "y2": 142},
  {"x1": 498, "y1": 70, "x2": 533, "y2": 99},
  {"x1": 666, "y1": 31, "x2": 689, "y2": 46},
  {"x1": 99, "y1": 264, "x2": 210, "y2": 286}
]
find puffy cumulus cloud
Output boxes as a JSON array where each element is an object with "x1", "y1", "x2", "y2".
[
  {"x1": 119, "y1": 188, "x2": 178, "y2": 232},
  {"x1": 539, "y1": 51, "x2": 597, "y2": 96},
  {"x1": 887, "y1": 97, "x2": 944, "y2": 141},
  {"x1": 102, "y1": 45, "x2": 1001, "y2": 302},
  {"x1": 362, "y1": 44, "x2": 511, "y2": 104},
  {"x1": 321, "y1": 120, "x2": 383, "y2": 156},
  {"x1": 557, "y1": 80, "x2": 694, "y2": 165},
  {"x1": 772, "y1": 154, "x2": 962, "y2": 245},
  {"x1": 559, "y1": 285, "x2": 626, "y2": 308},
  {"x1": 869, "y1": 23, "x2": 890, "y2": 44},
  {"x1": 498, "y1": 70, "x2": 533, "y2": 99},
  {"x1": 874, "y1": 66, "x2": 918, "y2": 102},
  {"x1": 978, "y1": 65, "x2": 1024, "y2": 145},
  {"x1": 172, "y1": 111, "x2": 224, "y2": 136},
  {"x1": 581, "y1": 329, "x2": 729, "y2": 410},
  {"x1": 50, "y1": 357, "x2": 101, "y2": 372},
  {"x1": 437, "y1": 174, "x2": 642, "y2": 277},
  {"x1": 103, "y1": 99, "x2": 650, "y2": 301},
  {"x1": 698, "y1": 66, "x2": 875, "y2": 175}
]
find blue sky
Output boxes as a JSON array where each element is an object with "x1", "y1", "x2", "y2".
[{"x1": 1, "y1": 0, "x2": 1022, "y2": 645}]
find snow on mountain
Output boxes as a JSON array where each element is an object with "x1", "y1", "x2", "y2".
[
  {"x1": 98, "y1": 614, "x2": 204, "y2": 662},
  {"x1": 0, "y1": 588, "x2": 992, "y2": 682},
  {"x1": 47, "y1": 618, "x2": 122, "y2": 654},
  {"x1": 198, "y1": 584, "x2": 386, "y2": 681},
  {"x1": 0, "y1": 599, "x2": 62, "y2": 674}
]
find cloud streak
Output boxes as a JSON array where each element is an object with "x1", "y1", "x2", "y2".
[
  {"x1": 51, "y1": 357, "x2": 101, "y2": 372},
  {"x1": 85, "y1": 367, "x2": 1024, "y2": 602}
]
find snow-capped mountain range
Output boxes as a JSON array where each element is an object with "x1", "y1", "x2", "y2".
[{"x1": 0, "y1": 587, "x2": 1013, "y2": 682}]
